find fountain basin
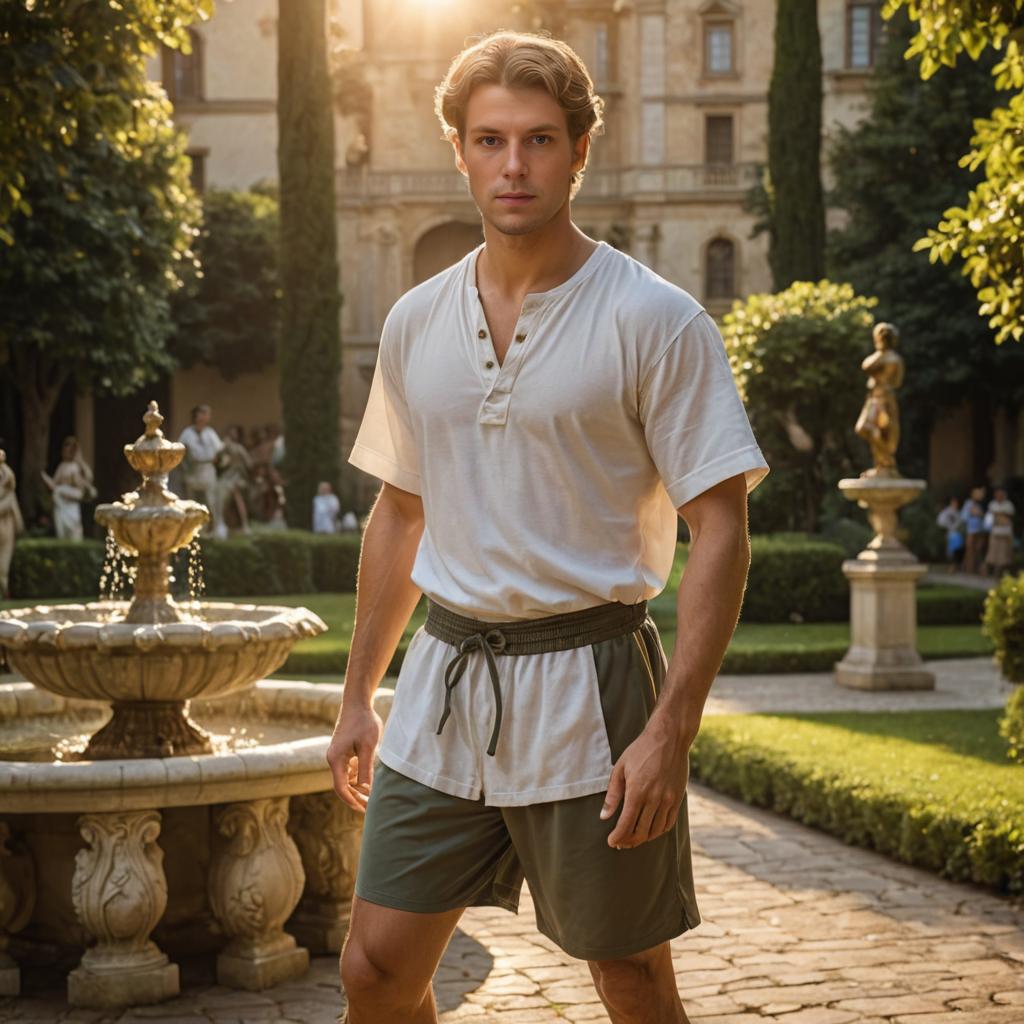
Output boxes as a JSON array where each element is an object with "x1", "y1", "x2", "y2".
[
  {"x1": 0, "y1": 602, "x2": 326, "y2": 706},
  {"x1": 0, "y1": 679, "x2": 394, "y2": 1005}
]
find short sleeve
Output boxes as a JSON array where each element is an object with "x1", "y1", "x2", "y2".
[
  {"x1": 348, "y1": 313, "x2": 422, "y2": 495},
  {"x1": 639, "y1": 310, "x2": 768, "y2": 509}
]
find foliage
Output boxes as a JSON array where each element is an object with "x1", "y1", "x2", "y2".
[
  {"x1": 690, "y1": 709, "x2": 1024, "y2": 893},
  {"x1": 170, "y1": 188, "x2": 280, "y2": 380},
  {"x1": 742, "y1": 534, "x2": 849, "y2": 623},
  {"x1": 8, "y1": 538, "x2": 104, "y2": 599},
  {"x1": 827, "y1": 13, "x2": 1024, "y2": 477},
  {"x1": 0, "y1": 0, "x2": 207, "y2": 520},
  {"x1": 766, "y1": 0, "x2": 825, "y2": 288},
  {"x1": 983, "y1": 570, "x2": 1024, "y2": 683},
  {"x1": 278, "y1": 0, "x2": 343, "y2": 526},
  {"x1": 0, "y1": 0, "x2": 211, "y2": 239},
  {"x1": 882, "y1": 0, "x2": 1024, "y2": 345},
  {"x1": 721, "y1": 281, "x2": 878, "y2": 532},
  {"x1": 916, "y1": 584, "x2": 986, "y2": 625},
  {"x1": 1000, "y1": 685, "x2": 1024, "y2": 763}
]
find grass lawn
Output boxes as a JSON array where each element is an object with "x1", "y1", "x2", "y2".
[{"x1": 690, "y1": 708, "x2": 1024, "y2": 893}]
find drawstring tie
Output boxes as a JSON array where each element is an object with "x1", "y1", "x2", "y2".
[{"x1": 436, "y1": 628, "x2": 507, "y2": 757}]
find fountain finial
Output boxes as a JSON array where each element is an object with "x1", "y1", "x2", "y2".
[{"x1": 143, "y1": 401, "x2": 164, "y2": 439}]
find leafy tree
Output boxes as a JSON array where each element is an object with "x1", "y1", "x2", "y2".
[
  {"x1": 827, "y1": 12, "x2": 1024, "y2": 478},
  {"x1": 766, "y1": 0, "x2": 826, "y2": 288},
  {"x1": 170, "y1": 188, "x2": 280, "y2": 380},
  {"x1": 278, "y1": 0, "x2": 343, "y2": 526},
  {"x1": 882, "y1": 0, "x2": 1024, "y2": 344},
  {"x1": 0, "y1": 0, "x2": 207, "y2": 521},
  {"x1": 721, "y1": 281, "x2": 878, "y2": 533}
]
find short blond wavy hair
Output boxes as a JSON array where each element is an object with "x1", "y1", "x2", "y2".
[{"x1": 435, "y1": 31, "x2": 605, "y2": 199}]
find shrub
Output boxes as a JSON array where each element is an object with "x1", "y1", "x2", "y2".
[
  {"x1": 744, "y1": 534, "x2": 847, "y2": 622},
  {"x1": 983, "y1": 571, "x2": 1024, "y2": 683},
  {"x1": 309, "y1": 533, "x2": 360, "y2": 592},
  {"x1": 1000, "y1": 686, "x2": 1024, "y2": 765},
  {"x1": 917, "y1": 585, "x2": 985, "y2": 626},
  {"x1": 190, "y1": 537, "x2": 277, "y2": 598},
  {"x1": 691, "y1": 711, "x2": 1024, "y2": 894},
  {"x1": 249, "y1": 530, "x2": 314, "y2": 594},
  {"x1": 9, "y1": 538, "x2": 105, "y2": 599}
]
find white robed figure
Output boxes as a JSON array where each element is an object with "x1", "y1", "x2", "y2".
[{"x1": 41, "y1": 436, "x2": 96, "y2": 541}]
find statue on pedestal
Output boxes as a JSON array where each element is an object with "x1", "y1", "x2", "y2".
[
  {"x1": 0, "y1": 449, "x2": 24, "y2": 598},
  {"x1": 854, "y1": 322, "x2": 903, "y2": 478}
]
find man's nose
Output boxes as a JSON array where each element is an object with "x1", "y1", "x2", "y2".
[{"x1": 502, "y1": 142, "x2": 527, "y2": 177}]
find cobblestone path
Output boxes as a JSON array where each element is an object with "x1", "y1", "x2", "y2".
[{"x1": 3, "y1": 780, "x2": 1022, "y2": 1024}]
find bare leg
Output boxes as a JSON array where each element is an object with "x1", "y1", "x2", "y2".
[
  {"x1": 588, "y1": 942, "x2": 689, "y2": 1024},
  {"x1": 340, "y1": 897, "x2": 464, "y2": 1024}
]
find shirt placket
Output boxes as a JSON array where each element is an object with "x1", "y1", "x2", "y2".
[{"x1": 476, "y1": 296, "x2": 540, "y2": 426}]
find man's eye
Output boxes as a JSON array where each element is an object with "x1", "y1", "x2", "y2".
[
  {"x1": 479, "y1": 136, "x2": 500, "y2": 146},
  {"x1": 531, "y1": 135, "x2": 551, "y2": 145}
]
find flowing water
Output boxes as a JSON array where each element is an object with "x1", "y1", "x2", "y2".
[{"x1": 97, "y1": 531, "x2": 136, "y2": 603}]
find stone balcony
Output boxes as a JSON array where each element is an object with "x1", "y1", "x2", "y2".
[{"x1": 337, "y1": 162, "x2": 760, "y2": 204}]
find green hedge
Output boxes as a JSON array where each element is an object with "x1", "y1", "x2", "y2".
[
  {"x1": 690, "y1": 711, "x2": 1024, "y2": 894},
  {"x1": 10, "y1": 532, "x2": 362, "y2": 600},
  {"x1": 917, "y1": 585, "x2": 985, "y2": 626},
  {"x1": 743, "y1": 534, "x2": 848, "y2": 622},
  {"x1": 9, "y1": 538, "x2": 105, "y2": 599}
]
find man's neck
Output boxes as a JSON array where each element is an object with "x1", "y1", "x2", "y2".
[{"x1": 476, "y1": 210, "x2": 597, "y2": 301}]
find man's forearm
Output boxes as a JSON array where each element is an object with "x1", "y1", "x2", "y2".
[
  {"x1": 341, "y1": 490, "x2": 424, "y2": 712},
  {"x1": 651, "y1": 523, "x2": 751, "y2": 746}
]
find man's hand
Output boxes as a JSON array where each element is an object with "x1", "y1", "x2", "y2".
[
  {"x1": 600, "y1": 715, "x2": 690, "y2": 849},
  {"x1": 326, "y1": 704, "x2": 384, "y2": 814}
]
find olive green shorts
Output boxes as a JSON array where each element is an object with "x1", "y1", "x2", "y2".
[{"x1": 354, "y1": 617, "x2": 702, "y2": 962}]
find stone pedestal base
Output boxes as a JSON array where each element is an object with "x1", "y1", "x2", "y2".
[
  {"x1": 287, "y1": 902, "x2": 349, "y2": 956},
  {"x1": 835, "y1": 559, "x2": 935, "y2": 691},
  {"x1": 217, "y1": 935, "x2": 309, "y2": 991},
  {"x1": 68, "y1": 958, "x2": 179, "y2": 1008}
]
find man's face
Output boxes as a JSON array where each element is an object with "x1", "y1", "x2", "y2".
[
  {"x1": 453, "y1": 83, "x2": 588, "y2": 237},
  {"x1": 195, "y1": 408, "x2": 211, "y2": 430}
]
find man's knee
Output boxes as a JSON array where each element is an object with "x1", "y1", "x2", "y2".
[
  {"x1": 589, "y1": 950, "x2": 668, "y2": 1017},
  {"x1": 340, "y1": 940, "x2": 424, "y2": 1013}
]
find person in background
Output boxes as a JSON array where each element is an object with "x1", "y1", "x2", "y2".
[
  {"x1": 312, "y1": 480, "x2": 341, "y2": 534},
  {"x1": 960, "y1": 486, "x2": 988, "y2": 576},
  {"x1": 984, "y1": 486, "x2": 1016, "y2": 577},
  {"x1": 0, "y1": 447, "x2": 24, "y2": 598},
  {"x1": 41, "y1": 436, "x2": 96, "y2": 541},
  {"x1": 339, "y1": 510, "x2": 359, "y2": 533},
  {"x1": 217, "y1": 425, "x2": 253, "y2": 536},
  {"x1": 178, "y1": 404, "x2": 224, "y2": 537},
  {"x1": 935, "y1": 496, "x2": 963, "y2": 572}
]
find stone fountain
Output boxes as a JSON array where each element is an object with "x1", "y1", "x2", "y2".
[{"x1": 0, "y1": 403, "x2": 387, "y2": 1010}]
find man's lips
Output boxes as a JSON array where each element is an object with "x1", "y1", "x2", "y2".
[{"x1": 496, "y1": 193, "x2": 534, "y2": 204}]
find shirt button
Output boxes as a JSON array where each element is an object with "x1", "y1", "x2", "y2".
[
  {"x1": 485, "y1": 360, "x2": 495, "y2": 369},
  {"x1": 478, "y1": 329, "x2": 487, "y2": 338},
  {"x1": 515, "y1": 333, "x2": 526, "y2": 342}
]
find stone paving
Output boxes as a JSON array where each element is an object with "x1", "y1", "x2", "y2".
[
  {"x1": 3, "y1": 655, "x2": 1021, "y2": 1023},
  {"x1": 4, "y1": 779, "x2": 1022, "y2": 1024}
]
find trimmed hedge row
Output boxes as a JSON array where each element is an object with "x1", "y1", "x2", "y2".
[
  {"x1": 690, "y1": 712, "x2": 1024, "y2": 895},
  {"x1": 743, "y1": 534, "x2": 848, "y2": 622},
  {"x1": 8, "y1": 532, "x2": 362, "y2": 600}
]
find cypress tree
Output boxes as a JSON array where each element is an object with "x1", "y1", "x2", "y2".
[
  {"x1": 767, "y1": 0, "x2": 825, "y2": 289},
  {"x1": 277, "y1": 0, "x2": 342, "y2": 526}
]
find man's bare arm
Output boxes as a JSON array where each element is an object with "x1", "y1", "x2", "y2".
[
  {"x1": 602, "y1": 472, "x2": 751, "y2": 848},
  {"x1": 326, "y1": 482, "x2": 424, "y2": 813}
]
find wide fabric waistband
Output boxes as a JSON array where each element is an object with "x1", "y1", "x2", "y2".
[
  {"x1": 424, "y1": 598, "x2": 649, "y2": 654},
  {"x1": 425, "y1": 598, "x2": 649, "y2": 758}
]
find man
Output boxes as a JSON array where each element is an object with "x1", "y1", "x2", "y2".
[
  {"x1": 177, "y1": 404, "x2": 225, "y2": 538},
  {"x1": 327, "y1": 31, "x2": 768, "y2": 1024}
]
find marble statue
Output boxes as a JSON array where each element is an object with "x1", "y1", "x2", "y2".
[
  {"x1": 0, "y1": 449, "x2": 24, "y2": 598},
  {"x1": 854, "y1": 322, "x2": 903, "y2": 478},
  {"x1": 41, "y1": 436, "x2": 96, "y2": 541}
]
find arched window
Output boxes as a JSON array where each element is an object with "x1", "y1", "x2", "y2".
[
  {"x1": 705, "y1": 238, "x2": 735, "y2": 300},
  {"x1": 162, "y1": 29, "x2": 203, "y2": 103}
]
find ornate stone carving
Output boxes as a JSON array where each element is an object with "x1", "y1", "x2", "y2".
[
  {"x1": 0, "y1": 820, "x2": 35, "y2": 996},
  {"x1": 209, "y1": 797, "x2": 309, "y2": 990},
  {"x1": 287, "y1": 792, "x2": 363, "y2": 953},
  {"x1": 68, "y1": 810, "x2": 178, "y2": 1008}
]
